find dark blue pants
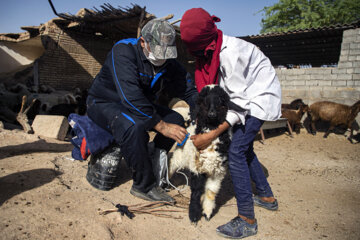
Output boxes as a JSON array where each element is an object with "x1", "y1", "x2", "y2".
[
  {"x1": 228, "y1": 115, "x2": 274, "y2": 219},
  {"x1": 86, "y1": 96, "x2": 184, "y2": 193}
]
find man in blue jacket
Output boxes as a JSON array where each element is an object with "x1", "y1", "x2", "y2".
[{"x1": 86, "y1": 19, "x2": 198, "y2": 202}]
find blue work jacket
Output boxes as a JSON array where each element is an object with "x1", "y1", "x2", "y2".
[{"x1": 88, "y1": 38, "x2": 197, "y2": 131}]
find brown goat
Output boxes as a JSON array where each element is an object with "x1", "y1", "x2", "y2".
[
  {"x1": 281, "y1": 104, "x2": 309, "y2": 134},
  {"x1": 308, "y1": 100, "x2": 360, "y2": 142}
]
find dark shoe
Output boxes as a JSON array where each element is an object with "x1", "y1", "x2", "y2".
[
  {"x1": 130, "y1": 186, "x2": 175, "y2": 203},
  {"x1": 216, "y1": 217, "x2": 257, "y2": 239},
  {"x1": 253, "y1": 195, "x2": 278, "y2": 211}
]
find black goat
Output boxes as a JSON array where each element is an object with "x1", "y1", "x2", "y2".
[{"x1": 169, "y1": 85, "x2": 231, "y2": 224}]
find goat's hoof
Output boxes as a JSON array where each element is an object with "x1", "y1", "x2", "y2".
[
  {"x1": 347, "y1": 138, "x2": 354, "y2": 144},
  {"x1": 204, "y1": 215, "x2": 211, "y2": 221},
  {"x1": 190, "y1": 221, "x2": 198, "y2": 227},
  {"x1": 311, "y1": 132, "x2": 316, "y2": 135},
  {"x1": 323, "y1": 135, "x2": 328, "y2": 138},
  {"x1": 189, "y1": 212, "x2": 202, "y2": 224}
]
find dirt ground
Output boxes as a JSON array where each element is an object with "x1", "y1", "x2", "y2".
[{"x1": 0, "y1": 126, "x2": 359, "y2": 240}]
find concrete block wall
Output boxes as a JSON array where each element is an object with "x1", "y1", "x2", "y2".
[
  {"x1": 38, "y1": 21, "x2": 113, "y2": 91},
  {"x1": 277, "y1": 28, "x2": 360, "y2": 123}
]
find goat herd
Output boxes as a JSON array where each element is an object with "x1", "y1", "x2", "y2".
[
  {"x1": 0, "y1": 82, "x2": 359, "y2": 143},
  {"x1": 281, "y1": 98, "x2": 360, "y2": 143},
  {"x1": 0, "y1": 83, "x2": 87, "y2": 129}
]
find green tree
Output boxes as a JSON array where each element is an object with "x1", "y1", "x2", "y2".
[{"x1": 260, "y1": 0, "x2": 360, "y2": 33}]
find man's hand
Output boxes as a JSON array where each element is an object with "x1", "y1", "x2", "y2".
[
  {"x1": 154, "y1": 120, "x2": 188, "y2": 144},
  {"x1": 191, "y1": 121, "x2": 231, "y2": 150},
  {"x1": 190, "y1": 132, "x2": 215, "y2": 150}
]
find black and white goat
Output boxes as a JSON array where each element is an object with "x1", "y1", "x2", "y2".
[{"x1": 168, "y1": 85, "x2": 231, "y2": 224}]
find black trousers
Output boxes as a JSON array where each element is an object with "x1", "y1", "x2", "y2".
[{"x1": 86, "y1": 96, "x2": 184, "y2": 192}]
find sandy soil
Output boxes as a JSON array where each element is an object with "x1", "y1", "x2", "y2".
[{"x1": 0, "y1": 127, "x2": 359, "y2": 240}]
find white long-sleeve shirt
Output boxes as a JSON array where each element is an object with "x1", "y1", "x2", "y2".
[{"x1": 218, "y1": 35, "x2": 282, "y2": 126}]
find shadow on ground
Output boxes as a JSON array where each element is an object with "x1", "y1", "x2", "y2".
[
  {"x1": 0, "y1": 140, "x2": 73, "y2": 160},
  {"x1": 167, "y1": 160, "x2": 271, "y2": 220},
  {"x1": 0, "y1": 168, "x2": 62, "y2": 206}
]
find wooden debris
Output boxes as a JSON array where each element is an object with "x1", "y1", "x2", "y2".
[
  {"x1": 160, "y1": 14, "x2": 174, "y2": 21},
  {"x1": 99, "y1": 201, "x2": 185, "y2": 219},
  {"x1": 137, "y1": 7, "x2": 146, "y2": 38},
  {"x1": 16, "y1": 95, "x2": 36, "y2": 133}
]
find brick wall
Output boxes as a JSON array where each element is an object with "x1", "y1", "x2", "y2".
[
  {"x1": 277, "y1": 28, "x2": 360, "y2": 122},
  {"x1": 38, "y1": 22, "x2": 113, "y2": 91}
]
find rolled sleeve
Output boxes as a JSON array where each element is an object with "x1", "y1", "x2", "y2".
[{"x1": 226, "y1": 110, "x2": 246, "y2": 126}]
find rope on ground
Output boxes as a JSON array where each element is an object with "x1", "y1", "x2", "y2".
[{"x1": 98, "y1": 201, "x2": 185, "y2": 219}]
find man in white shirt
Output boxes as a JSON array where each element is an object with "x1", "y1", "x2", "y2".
[{"x1": 180, "y1": 8, "x2": 282, "y2": 239}]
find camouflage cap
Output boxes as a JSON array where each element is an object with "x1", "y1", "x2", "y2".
[{"x1": 141, "y1": 19, "x2": 177, "y2": 59}]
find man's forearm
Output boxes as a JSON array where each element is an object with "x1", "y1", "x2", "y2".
[
  {"x1": 154, "y1": 120, "x2": 166, "y2": 133},
  {"x1": 210, "y1": 121, "x2": 230, "y2": 139}
]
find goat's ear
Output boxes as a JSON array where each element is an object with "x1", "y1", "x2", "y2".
[{"x1": 190, "y1": 105, "x2": 198, "y2": 122}]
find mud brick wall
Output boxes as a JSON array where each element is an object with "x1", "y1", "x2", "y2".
[
  {"x1": 38, "y1": 22, "x2": 113, "y2": 91},
  {"x1": 276, "y1": 28, "x2": 360, "y2": 123}
]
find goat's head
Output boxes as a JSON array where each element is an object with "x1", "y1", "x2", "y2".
[
  {"x1": 290, "y1": 98, "x2": 306, "y2": 110},
  {"x1": 193, "y1": 85, "x2": 230, "y2": 130}
]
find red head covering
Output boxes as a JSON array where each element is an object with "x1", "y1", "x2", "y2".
[{"x1": 180, "y1": 8, "x2": 223, "y2": 92}]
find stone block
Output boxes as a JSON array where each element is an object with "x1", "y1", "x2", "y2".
[
  {"x1": 348, "y1": 56, "x2": 357, "y2": 61},
  {"x1": 353, "y1": 74, "x2": 360, "y2": 80},
  {"x1": 287, "y1": 69, "x2": 305, "y2": 75},
  {"x1": 310, "y1": 74, "x2": 324, "y2": 80},
  {"x1": 309, "y1": 90, "x2": 322, "y2": 99},
  {"x1": 346, "y1": 68, "x2": 355, "y2": 74},
  {"x1": 343, "y1": 29, "x2": 356, "y2": 37},
  {"x1": 306, "y1": 68, "x2": 326, "y2": 75},
  {"x1": 294, "y1": 89, "x2": 308, "y2": 98},
  {"x1": 332, "y1": 80, "x2": 347, "y2": 87},
  {"x1": 337, "y1": 74, "x2": 353, "y2": 80},
  {"x1": 322, "y1": 90, "x2": 338, "y2": 98},
  {"x1": 327, "y1": 74, "x2": 338, "y2": 80},
  {"x1": 298, "y1": 75, "x2": 311, "y2": 80},
  {"x1": 286, "y1": 75, "x2": 298, "y2": 80},
  {"x1": 353, "y1": 61, "x2": 360, "y2": 68},
  {"x1": 342, "y1": 36, "x2": 357, "y2": 43},
  {"x1": 32, "y1": 115, "x2": 69, "y2": 140},
  {"x1": 293, "y1": 80, "x2": 305, "y2": 86},
  {"x1": 281, "y1": 89, "x2": 297, "y2": 98},
  {"x1": 332, "y1": 68, "x2": 346, "y2": 74},
  {"x1": 349, "y1": 49, "x2": 360, "y2": 56},
  {"x1": 306, "y1": 80, "x2": 319, "y2": 86},
  {"x1": 347, "y1": 81, "x2": 355, "y2": 87},
  {"x1": 318, "y1": 80, "x2": 332, "y2": 86},
  {"x1": 338, "y1": 62, "x2": 353, "y2": 68},
  {"x1": 350, "y1": 43, "x2": 360, "y2": 49}
]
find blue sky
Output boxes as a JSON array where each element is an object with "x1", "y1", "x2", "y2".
[{"x1": 0, "y1": 0, "x2": 278, "y2": 37}]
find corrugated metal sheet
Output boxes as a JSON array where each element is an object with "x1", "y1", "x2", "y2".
[{"x1": 239, "y1": 21, "x2": 360, "y2": 67}]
